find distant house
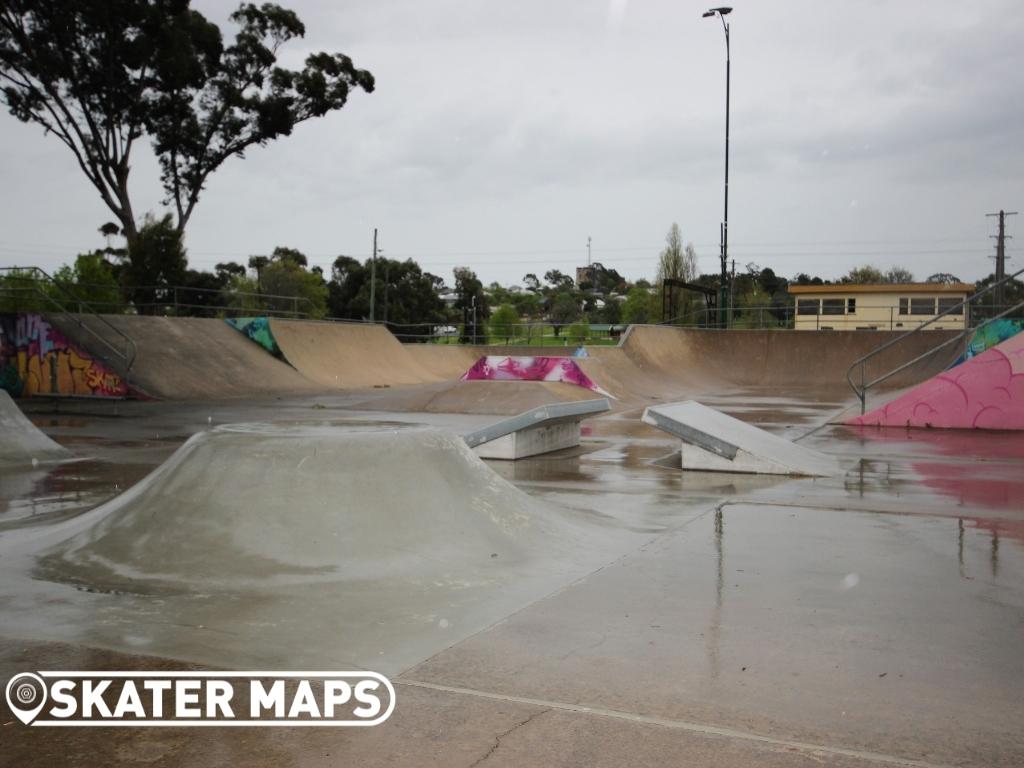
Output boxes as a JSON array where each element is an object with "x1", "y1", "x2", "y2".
[
  {"x1": 576, "y1": 265, "x2": 595, "y2": 288},
  {"x1": 787, "y1": 283, "x2": 974, "y2": 331}
]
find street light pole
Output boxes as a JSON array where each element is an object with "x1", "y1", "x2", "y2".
[{"x1": 703, "y1": 7, "x2": 732, "y2": 329}]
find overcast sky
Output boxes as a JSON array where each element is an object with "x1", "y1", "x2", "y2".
[{"x1": 1, "y1": 0, "x2": 1022, "y2": 287}]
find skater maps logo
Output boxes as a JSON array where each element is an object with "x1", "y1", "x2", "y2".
[{"x1": 4, "y1": 671, "x2": 394, "y2": 727}]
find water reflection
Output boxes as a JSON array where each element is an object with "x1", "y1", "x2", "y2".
[
  {"x1": 707, "y1": 506, "x2": 724, "y2": 682},
  {"x1": 849, "y1": 428, "x2": 1024, "y2": 512},
  {"x1": 0, "y1": 460, "x2": 151, "y2": 529}
]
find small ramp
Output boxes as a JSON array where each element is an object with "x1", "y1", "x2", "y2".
[
  {"x1": 847, "y1": 331, "x2": 1024, "y2": 430},
  {"x1": 642, "y1": 401, "x2": 839, "y2": 477},
  {"x1": 465, "y1": 399, "x2": 610, "y2": 460},
  {"x1": 0, "y1": 390, "x2": 70, "y2": 467}
]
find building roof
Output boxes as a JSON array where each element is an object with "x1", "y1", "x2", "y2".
[{"x1": 787, "y1": 283, "x2": 974, "y2": 295}]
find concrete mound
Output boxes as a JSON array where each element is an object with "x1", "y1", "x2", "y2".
[
  {"x1": 0, "y1": 390, "x2": 69, "y2": 466},
  {"x1": 26, "y1": 424, "x2": 634, "y2": 671},
  {"x1": 43, "y1": 425, "x2": 602, "y2": 587}
]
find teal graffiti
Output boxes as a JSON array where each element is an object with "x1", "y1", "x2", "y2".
[
  {"x1": 225, "y1": 317, "x2": 282, "y2": 358},
  {"x1": 952, "y1": 318, "x2": 1024, "y2": 367}
]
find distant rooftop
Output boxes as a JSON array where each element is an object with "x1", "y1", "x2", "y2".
[{"x1": 788, "y1": 282, "x2": 974, "y2": 295}]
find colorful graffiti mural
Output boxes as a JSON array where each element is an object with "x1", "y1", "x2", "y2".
[
  {"x1": 0, "y1": 314, "x2": 128, "y2": 398},
  {"x1": 952, "y1": 318, "x2": 1024, "y2": 366},
  {"x1": 847, "y1": 332, "x2": 1024, "y2": 430},
  {"x1": 224, "y1": 316, "x2": 282, "y2": 357},
  {"x1": 461, "y1": 355, "x2": 612, "y2": 397}
]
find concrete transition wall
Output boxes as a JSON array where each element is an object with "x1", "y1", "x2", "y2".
[
  {"x1": 847, "y1": 332, "x2": 1024, "y2": 430},
  {"x1": 402, "y1": 327, "x2": 962, "y2": 402},
  {"x1": 48, "y1": 314, "x2": 319, "y2": 400},
  {"x1": 268, "y1": 318, "x2": 444, "y2": 389},
  {"x1": 17, "y1": 314, "x2": 965, "y2": 402},
  {"x1": 0, "y1": 313, "x2": 128, "y2": 398}
]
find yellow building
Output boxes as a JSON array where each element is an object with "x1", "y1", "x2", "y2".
[{"x1": 788, "y1": 283, "x2": 974, "y2": 331}]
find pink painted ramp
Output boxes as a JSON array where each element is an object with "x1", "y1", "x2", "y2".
[
  {"x1": 847, "y1": 332, "x2": 1024, "y2": 430},
  {"x1": 461, "y1": 355, "x2": 613, "y2": 397}
]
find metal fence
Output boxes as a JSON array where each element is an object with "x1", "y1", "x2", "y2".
[
  {"x1": 662, "y1": 302, "x2": 1020, "y2": 331},
  {"x1": 0, "y1": 274, "x2": 315, "y2": 319}
]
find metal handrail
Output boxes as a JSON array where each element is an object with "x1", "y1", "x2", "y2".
[
  {"x1": 0, "y1": 266, "x2": 137, "y2": 379},
  {"x1": 846, "y1": 268, "x2": 1024, "y2": 414}
]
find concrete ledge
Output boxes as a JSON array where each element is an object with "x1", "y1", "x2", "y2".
[
  {"x1": 466, "y1": 399, "x2": 610, "y2": 460},
  {"x1": 642, "y1": 400, "x2": 840, "y2": 477}
]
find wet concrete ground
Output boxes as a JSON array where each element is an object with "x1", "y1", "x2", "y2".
[{"x1": 2, "y1": 387, "x2": 1023, "y2": 767}]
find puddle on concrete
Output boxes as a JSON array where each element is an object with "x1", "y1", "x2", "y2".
[{"x1": 0, "y1": 460, "x2": 155, "y2": 529}]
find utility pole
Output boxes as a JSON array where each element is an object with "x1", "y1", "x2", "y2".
[
  {"x1": 587, "y1": 236, "x2": 592, "y2": 266},
  {"x1": 730, "y1": 259, "x2": 736, "y2": 323},
  {"x1": 369, "y1": 227, "x2": 378, "y2": 322},
  {"x1": 471, "y1": 295, "x2": 477, "y2": 345},
  {"x1": 986, "y1": 210, "x2": 1017, "y2": 309}
]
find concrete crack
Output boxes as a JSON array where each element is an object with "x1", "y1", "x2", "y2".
[{"x1": 468, "y1": 708, "x2": 548, "y2": 768}]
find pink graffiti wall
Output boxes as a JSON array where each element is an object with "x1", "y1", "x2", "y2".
[
  {"x1": 0, "y1": 313, "x2": 128, "y2": 398},
  {"x1": 461, "y1": 356, "x2": 612, "y2": 397},
  {"x1": 846, "y1": 332, "x2": 1024, "y2": 430}
]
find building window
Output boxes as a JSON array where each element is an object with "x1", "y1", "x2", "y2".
[
  {"x1": 847, "y1": 298, "x2": 856, "y2": 314},
  {"x1": 797, "y1": 299, "x2": 820, "y2": 315},
  {"x1": 899, "y1": 298, "x2": 909, "y2": 315},
  {"x1": 937, "y1": 297, "x2": 964, "y2": 315},
  {"x1": 822, "y1": 298, "x2": 845, "y2": 315},
  {"x1": 910, "y1": 297, "x2": 936, "y2": 315}
]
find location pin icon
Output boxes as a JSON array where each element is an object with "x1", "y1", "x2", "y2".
[{"x1": 5, "y1": 673, "x2": 48, "y2": 725}]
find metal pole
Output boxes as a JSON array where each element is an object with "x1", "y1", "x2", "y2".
[{"x1": 704, "y1": 8, "x2": 733, "y2": 329}]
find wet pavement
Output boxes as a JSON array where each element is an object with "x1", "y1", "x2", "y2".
[{"x1": 1, "y1": 388, "x2": 1023, "y2": 766}]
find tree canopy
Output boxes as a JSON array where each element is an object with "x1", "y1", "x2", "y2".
[
  {"x1": 841, "y1": 265, "x2": 915, "y2": 284},
  {"x1": 0, "y1": 1, "x2": 374, "y2": 243}
]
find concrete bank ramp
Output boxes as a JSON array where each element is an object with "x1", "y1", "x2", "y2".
[
  {"x1": 0, "y1": 390, "x2": 69, "y2": 467},
  {"x1": 27, "y1": 425, "x2": 634, "y2": 671},
  {"x1": 270, "y1": 319, "x2": 442, "y2": 389},
  {"x1": 48, "y1": 315, "x2": 319, "y2": 399},
  {"x1": 846, "y1": 331, "x2": 1024, "y2": 430},
  {"x1": 643, "y1": 401, "x2": 840, "y2": 476}
]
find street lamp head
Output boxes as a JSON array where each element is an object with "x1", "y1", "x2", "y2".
[{"x1": 703, "y1": 6, "x2": 732, "y2": 17}]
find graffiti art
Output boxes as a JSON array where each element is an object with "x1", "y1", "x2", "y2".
[
  {"x1": 0, "y1": 314, "x2": 127, "y2": 398},
  {"x1": 224, "y1": 316, "x2": 283, "y2": 358},
  {"x1": 460, "y1": 355, "x2": 612, "y2": 397}
]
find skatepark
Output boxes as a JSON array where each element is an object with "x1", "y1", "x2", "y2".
[{"x1": 2, "y1": 315, "x2": 1023, "y2": 767}]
